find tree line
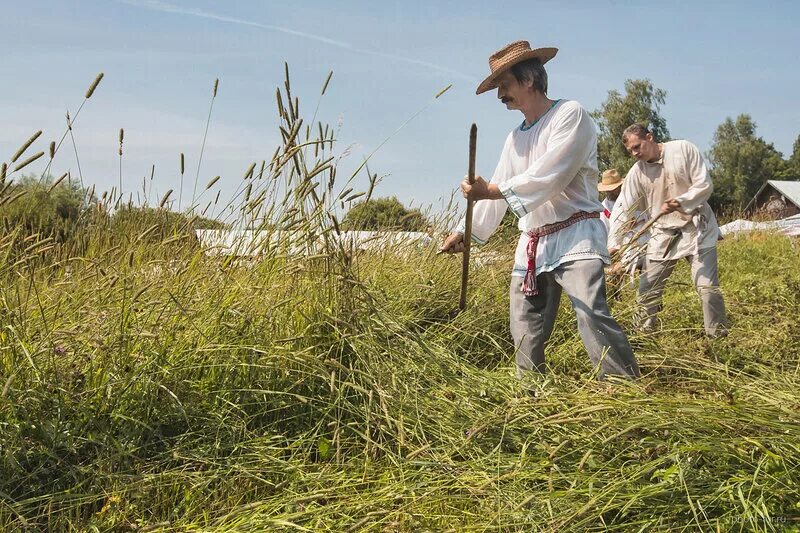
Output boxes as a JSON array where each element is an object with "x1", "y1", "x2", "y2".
[{"x1": 0, "y1": 174, "x2": 225, "y2": 249}]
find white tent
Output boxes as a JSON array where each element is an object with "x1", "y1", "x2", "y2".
[
  {"x1": 195, "y1": 229, "x2": 434, "y2": 257},
  {"x1": 719, "y1": 214, "x2": 800, "y2": 238}
]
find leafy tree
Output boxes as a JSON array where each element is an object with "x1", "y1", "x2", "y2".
[
  {"x1": 341, "y1": 196, "x2": 427, "y2": 231},
  {"x1": 592, "y1": 79, "x2": 670, "y2": 175},
  {"x1": 787, "y1": 134, "x2": 800, "y2": 179},
  {"x1": 0, "y1": 174, "x2": 92, "y2": 241},
  {"x1": 109, "y1": 205, "x2": 227, "y2": 244},
  {"x1": 706, "y1": 115, "x2": 790, "y2": 209}
]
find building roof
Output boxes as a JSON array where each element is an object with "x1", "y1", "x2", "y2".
[{"x1": 745, "y1": 180, "x2": 800, "y2": 212}]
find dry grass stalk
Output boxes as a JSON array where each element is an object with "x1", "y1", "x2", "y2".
[
  {"x1": 40, "y1": 73, "x2": 105, "y2": 183},
  {"x1": 178, "y1": 153, "x2": 185, "y2": 210},
  {"x1": 330, "y1": 213, "x2": 341, "y2": 235},
  {"x1": 0, "y1": 190, "x2": 27, "y2": 206},
  {"x1": 11, "y1": 130, "x2": 43, "y2": 163},
  {"x1": 283, "y1": 62, "x2": 291, "y2": 101},
  {"x1": 243, "y1": 162, "x2": 256, "y2": 180},
  {"x1": 344, "y1": 191, "x2": 365, "y2": 202},
  {"x1": 192, "y1": 77, "x2": 220, "y2": 208},
  {"x1": 306, "y1": 157, "x2": 333, "y2": 180},
  {"x1": 0, "y1": 180, "x2": 16, "y2": 198},
  {"x1": 159, "y1": 189, "x2": 173, "y2": 207},
  {"x1": 435, "y1": 84, "x2": 453, "y2": 99},
  {"x1": 13, "y1": 151, "x2": 44, "y2": 172},
  {"x1": 321, "y1": 71, "x2": 333, "y2": 96},
  {"x1": 85, "y1": 72, "x2": 104, "y2": 98},
  {"x1": 205, "y1": 176, "x2": 220, "y2": 189},
  {"x1": 276, "y1": 88, "x2": 286, "y2": 119},
  {"x1": 47, "y1": 173, "x2": 69, "y2": 192}
]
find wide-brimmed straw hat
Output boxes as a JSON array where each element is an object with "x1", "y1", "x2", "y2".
[
  {"x1": 476, "y1": 41, "x2": 558, "y2": 95},
  {"x1": 598, "y1": 169, "x2": 623, "y2": 192}
]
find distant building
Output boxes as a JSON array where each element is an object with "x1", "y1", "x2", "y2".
[{"x1": 745, "y1": 180, "x2": 800, "y2": 219}]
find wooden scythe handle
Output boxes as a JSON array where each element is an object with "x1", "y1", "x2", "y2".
[{"x1": 459, "y1": 124, "x2": 477, "y2": 311}]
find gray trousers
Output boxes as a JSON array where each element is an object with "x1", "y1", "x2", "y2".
[
  {"x1": 509, "y1": 259, "x2": 640, "y2": 380},
  {"x1": 637, "y1": 246, "x2": 728, "y2": 337}
]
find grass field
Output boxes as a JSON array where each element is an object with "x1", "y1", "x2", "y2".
[
  {"x1": 1, "y1": 72, "x2": 798, "y2": 532},
  {"x1": 1, "y1": 219, "x2": 798, "y2": 531}
]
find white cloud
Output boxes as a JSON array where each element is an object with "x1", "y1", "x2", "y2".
[{"x1": 119, "y1": 0, "x2": 475, "y2": 82}]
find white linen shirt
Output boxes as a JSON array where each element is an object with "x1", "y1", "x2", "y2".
[
  {"x1": 456, "y1": 99, "x2": 608, "y2": 277},
  {"x1": 608, "y1": 140, "x2": 719, "y2": 261}
]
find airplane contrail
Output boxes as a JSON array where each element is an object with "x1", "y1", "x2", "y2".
[{"x1": 119, "y1": 0, "x2": 476, "y2": 83}]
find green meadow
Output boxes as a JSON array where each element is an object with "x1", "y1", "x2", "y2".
[{"x1": 1, "y1": 72, "x2": 798, "y2": 532}]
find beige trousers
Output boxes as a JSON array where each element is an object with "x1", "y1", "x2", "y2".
[{"x1": 637, "y1": 246, "x2": 728, "y2": 337}]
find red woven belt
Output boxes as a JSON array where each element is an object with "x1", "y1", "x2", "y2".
[{"x1": 522, "y1": 210, "x2": 600, "y2": 296}]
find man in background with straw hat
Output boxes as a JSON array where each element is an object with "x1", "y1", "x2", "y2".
[
  {"x1": 599, "y1": 169, "x2": 624, "y2": 233},
  {"x1": 609, "y1": 123, "x2": 727, "y2": 337},
  {"x1": 600, "y1": 169, "x2": 647, "y2": 279},
  {"x1": 440, "y1": 41, "x2": 639, "y2": 381}
]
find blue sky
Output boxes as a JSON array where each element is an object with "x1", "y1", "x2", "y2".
[{"x1": 2, "y1": 0, "x2": 799, "y2": 217}]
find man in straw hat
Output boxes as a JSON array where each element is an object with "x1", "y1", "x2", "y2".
[
  {"x1": 608, "y1": 123, "x2": 727, "y2": 337},
  {"x1": 440, "y1": 41, "x2": 639, "y2": 380},
  {"x1": 600, "y1": 169, "x2": 647, "y2": 278},
  {"x1": 599, "y1": 169, "x2": 623, "y2": 232}
]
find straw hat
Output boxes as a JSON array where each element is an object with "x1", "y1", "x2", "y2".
[
  {"x1": 476, "y1": 41, "x2": 558, "y2": 95},
  {"x1": 598, "y1": 169, "x2": 623, "y2": 192}
]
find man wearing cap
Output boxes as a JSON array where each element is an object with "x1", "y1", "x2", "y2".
[
  {"x1": 608, "y1": 123, "x2": 727, "y2": 337},
  {"x1": 440, "y1": 41, "x2": 640, "y2": 380}
]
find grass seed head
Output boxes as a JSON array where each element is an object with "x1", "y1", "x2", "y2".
[
  {"x1": 47, "y1": 172, "x2": 69, "y2": 192},
  {"x1": 159, "y1": 189, "x2": 173, "y2": 207},
  {"x1": 11, "y1": 130, "x2": 43, "y2": 163},
  {"x1": 321, "y1": 70, "x2": 333, "y2": 96},
  {"x1": 435, "y1": 84, "x2": 453, "y2": 99},
  {"x1": 13, "y1": 151, "x2": 45, "y2": 172},
  {"x1": 85, "y1": 72, "x2": 104, "y2": 98},
  {"x1": 243, "y1": 162, "x2": 256, "y2": 180}
]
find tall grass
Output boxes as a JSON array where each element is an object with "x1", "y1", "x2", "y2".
[{"x1": 0, "y1": 71, "x2": 798, "y2": 532}]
